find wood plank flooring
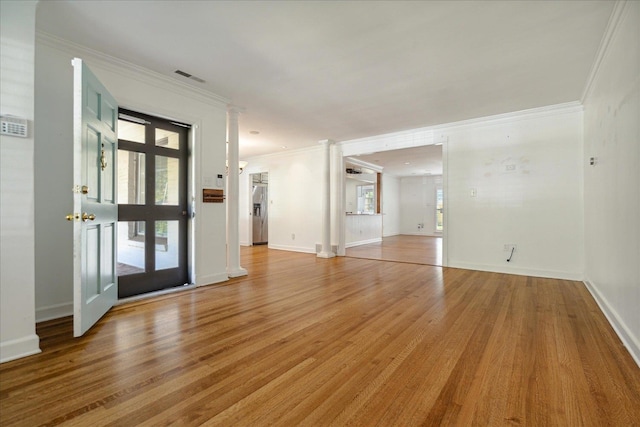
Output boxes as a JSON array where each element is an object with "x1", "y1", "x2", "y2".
[
  {"x1": 346, "y1": 235, "x2": 442, "y2": 266},
  {"x1": 1, "y1": 246, "x2": 639, "y2": 426}
]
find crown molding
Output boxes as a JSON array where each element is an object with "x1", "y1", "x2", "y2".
[
  {"x1": 36, "y1": 31, "x2": 230, "y2": 108},
  {"x1": 345, "y1": 157, "x2": 383, "y2": 173},
  {"x1": 581, "y1": 0, "x2": 631, "y2": 103},
  {"x1": 430, "y1": 101, "x2": 583, "y2": 133},
  {"x1": 244, "y1": 142, "x2": 323, "y2": 162},
  {"x1": 339, "y1": 101, "x2": 582, "y2": 156}
]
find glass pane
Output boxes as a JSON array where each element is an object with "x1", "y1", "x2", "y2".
[
  {"x1": 155, "y1": 221, "x2": 179, "y2": 270},
  {"x1": 436, "y1": 188, "x2": 444, "y2": 232},
  {"x1": 155, "y1": 128, "x2": 180, "y2": 150},
  {"x1": 117, "y1": 119, "x2": 145, "y2": 143},
  {"x1": 155, "y1": 156, "x2": 179, "y2": 205},
  {"x1": 117, "y1": 221, "x2": 145, "y2": 276},
  {"x1": 117, "y1": 150, "x2": 145, "y2": 204},
  {"x1": 357, "y1": 184, "x2": 375, "y2": 214}
]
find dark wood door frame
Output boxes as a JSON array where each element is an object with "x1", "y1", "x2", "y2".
[{"x1": 117, "y1": 109, "x2": 189, "y2": 298}]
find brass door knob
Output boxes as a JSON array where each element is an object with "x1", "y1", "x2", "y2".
[
  {"x1": 66, "y1": 213, "x2": 80, "y2": 221},
  {"x1": 81, "y1": 185, "x2": 89, "y2": 194},
  {"x1": 82, "y1": 212, "x2": 96, "y2": 222}
]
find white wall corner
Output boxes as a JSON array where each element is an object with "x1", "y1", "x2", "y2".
[{"x1": 583, "y1": 279, "x2": 640, "y2": 368}]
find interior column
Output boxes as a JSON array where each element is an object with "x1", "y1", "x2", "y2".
[
  {"x1": 318, "y1": 139, "x2": 335, "y2": 258},
  {"x1": 227, "y1": 106, "x2": 248, "y2": 277}
]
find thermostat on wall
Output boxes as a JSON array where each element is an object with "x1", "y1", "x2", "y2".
[{"x1": 1, "y1": 115, "x2": 29, "y2": 138}]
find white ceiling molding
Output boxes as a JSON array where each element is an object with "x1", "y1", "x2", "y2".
[
  {"x1": 340, "y1": 101, "x2": 582, "y2": 158},
  {"x1": 345, "y1": 157, "x2": 383, "y2": 173},
  {"x1": 36, "y1": 31, "x2": 230, "y2": 108},
  {"x1": 581, "y1": 0, "x2": 631, "y2": 103}
]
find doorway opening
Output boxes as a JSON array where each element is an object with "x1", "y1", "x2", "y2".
[
  {"x1": 250, "y1": 172, "x2": 268, "y2": 245},
  {"x1": 116, "y1": 109, "x2": 190, "y2": 298},
  {"x1": 343, "y1": 145, "x2": 444, "y2": 267}
]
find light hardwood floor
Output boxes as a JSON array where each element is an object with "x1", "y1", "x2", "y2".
[
  {"x1": 1, "y1": 246, "x2": 639, "y2": 426},
  {"x1": 346, "y1": 235, "x2": 442, "y2": 266}
]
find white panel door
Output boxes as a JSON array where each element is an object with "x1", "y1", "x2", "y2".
[{"x1": 72, "y1": 58, "x2": 118, "y2": 337}]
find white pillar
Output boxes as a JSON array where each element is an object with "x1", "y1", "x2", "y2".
[
  {"x1": 318, "y1": 139, "x2": 335, "y2": 258},
  {"x1": 332, "y1": 145, "x2": 346, "y2": 256},
  {"x1": 227, "y1": 106, "x2": 247, "y2": 277}
]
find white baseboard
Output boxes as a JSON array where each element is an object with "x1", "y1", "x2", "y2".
[
  {"x1": 268, "y1": 244, "x2": 316, "y2": 254},
  {"x1": 196, "y1": 272, "x2": 230, "y2": 287},
  {"x1": 36, "y1": 302, "x2": 73, "y2": 323},
  {"x1": 345, "y1": 237, "x2": 383, "y2": 248},
  {"x1": 401, "y1": 232, "x2": 442, "y2": 237},
  {"x1": 448, "y1": 261, "x2": 583, "y2": 281},
  {"x1": 584, "y1": 278, "x2": 640, "y2": 368},
  {"x1": 0, "y1": 334, "x2": 41, "y2": 364}
]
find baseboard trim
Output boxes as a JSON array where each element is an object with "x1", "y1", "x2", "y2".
[
  {"x1": 268, "y1": 244, "x2": 316, "y2": 254},
  {"x1": 345, "y1": 238, "x2": 383, "y2": 248},
  {"x1": 583, "y1": 278, "x2": 640, "y2": 368},
  {"x1": 196, "y1": 272, "x2": 230, "y2": 287},
  {"x1": 448, "y1": 261, "x2": 583, "y2": 281},
  {"x1": 0, "y1": 334, "x2": 41, "y2": 364},
  {"x1": 36, "y1": 302, "x2": 73, "y2": 323}
]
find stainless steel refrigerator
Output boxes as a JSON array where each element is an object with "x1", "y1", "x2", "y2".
[{"x1": 252, "y1": 184, "x2": 268, "y2": 244}]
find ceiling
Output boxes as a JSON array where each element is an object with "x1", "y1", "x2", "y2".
[{"x1": 36, "y1": 1, "x2": 614, "y2": 166}]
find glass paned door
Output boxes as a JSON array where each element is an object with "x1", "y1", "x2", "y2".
[{"x1": 116, "y1": 109, "x2": 189, "y2": 298}]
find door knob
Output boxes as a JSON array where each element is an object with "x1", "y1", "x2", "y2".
[
  {"x1": 82, "y1": 212, "x2": 96, "y2": 222},
  {"x1": 66, "y1": 213, "x2": 80, "y2": 221},
  {"x1": 81, "y1": 185, "x2": 89, "y2": 194}
]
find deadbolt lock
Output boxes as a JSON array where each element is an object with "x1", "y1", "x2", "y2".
[{"x1": 72, "y1": 185, "x2": 90, "y2": 194}]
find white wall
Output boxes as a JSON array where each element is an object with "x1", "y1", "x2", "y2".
[
  {"x1": 0, "y1": 1, "x2": 41, "y2": 363},
  {"x1": 583, "y1": 1, "x2": 639, "y2": 365},
  {"x1": 381, "y1": 174, "x2": 400, "y2": 237},
  {"x1": 240, "y1": 146, "x2": 323, "y2": 253},
  {"x1": 345, "y1": 178, "x2": 359, "y2": 214},
  {"x1": 399, "y1": 175, "x2": 442, "y2": 236},
  {"x1": 345, "y1": 214, "x2": 382, "y2": 247},
  {"x1": 445, "y1": 108, "x2": 584, "y2": 279},
  {"x1": 33, "y1": 34, "x2": 229, "y2": 321}
]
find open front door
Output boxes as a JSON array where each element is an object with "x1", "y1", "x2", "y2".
[{"x1": 72, "y1": 58, "x2": 118, "y2": 337}]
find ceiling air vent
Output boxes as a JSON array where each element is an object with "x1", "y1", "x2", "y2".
[{"x1": 174, "y1": 69, "x2": 205, "y2": 83}]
